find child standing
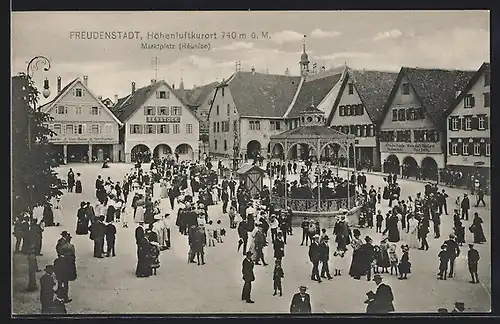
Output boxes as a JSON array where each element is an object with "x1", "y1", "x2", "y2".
[
  {"x1": 205, "y1": 220, "x2": 215, "y2": 247},
  {"x1": 372, "y1": 245, "x2": 381, "y2": 274},
  {"x1": 216, "y1": 219, "x2": 224, "y2": 243},
  {"x1": 388, "y1": 244, "x2": 398, "y2": 276},
  {"x1": 272, "y1": 259, "x2": 284, "y2": 296},
  {"x1": 379, "y1": 239, "x2": 391, "y2": 273},
  {"x1": 332, "y1": 247, "x2": 347, "y2": 276},
  {"x1": 366, "y1": 209, "x2": 374, "y2": 229},
  {"x1": 398, "y1": 245, "x2": 411, "y2": 280},
  {"x1": 467, "y1": 243, "x2": 480, "y2": 284},
  {"x1": 377, "y1": 187, "x2": 382, "y2": 204},
  {"x1": 454, "y1": 219, "x2": 465, "y2": 246},
  {"x1": 438, "y1": 244, "x2": 449, "y2": 280},
  {"x1": 376, "y1": 210, "x2": 384, "y2": 233}
]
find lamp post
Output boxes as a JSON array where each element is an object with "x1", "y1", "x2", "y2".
[{"x1": 25, "y1": 56, "x2": 51, "y2": 292}]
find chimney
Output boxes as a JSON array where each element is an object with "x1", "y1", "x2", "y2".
[
  {"x1": 251, "y1": 67, "x2": 256, "y2": 75},
  {"x1": 284, "y1": 68, "x2": 290, "y2": 76},
  {"x1": 151, "y1": 79, "x2": 156, "y2": 85},
  {"x1": 172, "y1": 83, "x2": 175, "y2": 89},
  {"x1": 131, "y1": 82, "x2": 136, "y2": 94},
  {"x1": 83, "y1": 75, "x2": 88, "y2": 86},
  {"x1": 57, "y1": 76, "x2": 62, "y2": 94},
  {"x1": 98, "y1": 95, "x2": 102, "y2": 100},
  {"x1": 322, "y1": 66, "x2": 326, "y2": 72},
  {"x1": 114, "y1": 94, "x2": 118, "y2": 103}
]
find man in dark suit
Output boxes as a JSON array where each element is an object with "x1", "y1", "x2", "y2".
[
  {"x1": 273, "y1": 232, "x2": 285, "y2": 263},
  {"x1": 461, "y1": 193, "x2": 470, "y2": 220},
  {"x1": 369, "y1": 274, "x2": 394, "y2": 313},
  {"x1": 308, "y1": 234, "x2": 321, "y2": 282},
  {"x1": 241, "y1": 251, "x2": 255, "y2": 303},
  {"x1": 444, "y1": 234, "x2": 460, "y2": 278},
  {"x1": 134, "y1": 222, "x2": 145, "y2": 258},
  {"x1": 290, "y1": 285, "x2": 312, "y2": 313},
  {"x1": 237, "y1": 218, "x2": 249, "y2": 255}
]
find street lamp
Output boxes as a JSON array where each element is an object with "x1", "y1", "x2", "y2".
[{"x1": 24, "y1": 56, "x2": 51, "y2": 292}]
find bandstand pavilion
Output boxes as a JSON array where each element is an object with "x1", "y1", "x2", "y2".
[{"x1": 269, "y1": 103, "x2": 359, "y2": 218}]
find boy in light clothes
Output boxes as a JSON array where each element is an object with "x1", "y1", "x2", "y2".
[
  {"x1": 205, "y1": 220, "x2": 215, "y2": 247},
  {"x1": 216, "y1": 219, "x2": 224, "y2": 243},
  {"x1": 332, "y1": 246, "x2": 347, "y2": 276}
]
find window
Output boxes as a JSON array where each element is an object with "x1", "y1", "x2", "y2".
[
  {"x1": 90, "y1": 107, "x2": 100, "y2": 115},
  {"x1": 75, "y1": 88, "x2": 83, "y2": 97},
  {"x1": 156, "y1": 91, "x2": 169, "y2": 99},
  {"x1": 173, "y1": 124, "x2": 180, "y2": 134},
  {"x1": 464, "y1": 94, "x2": 475, "y2": 108},
  {"x1": 485, "y1": 71, "x2": 490, "y2": 86},
  {"x1": 452, "y1": 118, "x2": 459, "y2": 130},
  {"x1": 224, "y1": 140, "x2": 227, "y2": 151},
  {"x1": 186, "y1": 123, "x2": 193, "y2": 134},
  {"x1": 339, "y1": 106, "x2": 344, "y2": 116},
  {"x1": 397, "y1": 130, "x2": 411, "y2": 142},
  {"x1": 130, "y1": 124, "x2": 143, "y2": 134},
  {"x1": 54, "y1": 124, "x2": 61, "y2": 135},
  {"x1": 144, "y1": 106, "x2": 156, "y2": 115},
  {"x1": 478, "y1": 116, "x2": 485, "y2": 130},
  {"x1": 57, "y1": 106, "x2": 66, "y2": 114},
  {"x1": 356, "y1": 126, "x2": 361, "y2": 137},
  {"x1": 465, "y1": 117, "x2": 472, "y2": 130},
  {"x1": 77, "y1": 124, "x2": 85, "y2": 135},
  {"x1": 145, "y1": 124, "x2": 156, "y2": 134},
  {"x1": 473, "y1": 143, "x2": 481, "y2": 156},
  {"x1": 350, "y1": 105, "x2": 356, "y2": 115},
  {"x1": 216, "y1": 122, "x2": 220, "y2": 132},
  {"x1": 368, "y1": 125, "x2": 374, "y2": 137},
  {"x1": 249, "y1": 120, "x2": 261, "y2": 130},
  {"x1": 76, "y1": 106, "x2": 82, "y2": 115},
  {"x1": 171, "y1": 106, "x2": 182, "y2": 116},
  {"x1": 462, "y1": 142, "x2": 469, "y2": 155},
  {"x1": 270, "y1": 121, "x2": 276, "y2": 130},
  {"x1": 216, "y1": 105, "x2": 220, "y2": 115},
  {"x1": 221, "y1": 87, "x2": 225, "y2": 97},
  {"x1": 451, "y1": 143, "x2": 458, "y2": 155},
  {"x1": 214, "y1": 140, "x2": 218, "y2": 150},
  {"x1": 406, "y1": 108, "x2": 415, "y2": 121},
  {"x1": 348, "y1": 84, "x2": 354, "y2": 95},
  {"x1": 158, "y1": 124, "x2": 169, "y2": 134},
  {"x1": 158, "y1": 106, "x2": 168, "y2": 115},
  {"x1": 398, "y1": 109, "x2": 406, "y2": 121},
  {"x1": 227, "y1": 104, "x2": 230, "y2": 116},
  {"x1": 486, "y1": 142, "x2": 490, "y2": 156},
  {"x1": 401, "y1": 83, "x2": 410, "y2": 95},
  {"x1": 392, "y1": 109, "x2": 398, "y2": 121},
  {"x1": 276, "y1": 121, "x2": 281, "y2": 130},
  {"x1": 415, "y1": 107, "x2": 424, "y2": 120},
  {"x1": 483, "y1": 92, "x2": 490, "y2": 107},
  {"x1": 213, "y1": 122, "x2": 216, "y2": 132},
  {"x1": 66, "y1": 124, "x2": 74, "y2": 134},
  {"x1": 90, "y1": 124, "x2": 100, "y2": 134}
]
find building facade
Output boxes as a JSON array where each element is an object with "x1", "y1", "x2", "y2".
[
  {"x1": 446, "y1": 62, "x2": 490, "y2": 178},
  {"x1": 328, "y1": 69, "x2": 398, "y2": 170},
  {"x1": 378, "y1": 67, "x2": 475, "y2": 179},
  {"x1": 112, "y1": 80, "x2": 200, "y2": 162},
  {"x1": 41, "y1": 76, "x2": 122, "y2": 163}
]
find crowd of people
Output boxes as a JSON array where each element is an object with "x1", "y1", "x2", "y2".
[{"x1": 13, "y1": 150, "x2": 489, "y2": 314}]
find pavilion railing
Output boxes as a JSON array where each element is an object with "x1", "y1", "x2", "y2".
[{"x1": 270, "y1": 195, "x2": 357, "y2": 212}]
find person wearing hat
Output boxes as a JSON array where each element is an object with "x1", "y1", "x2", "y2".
[
  {"x1": 451, "y1": 301, "x2": 465, "y2": 313},
  {"x1": 76, "y1": 202, "x2": 89, "y2": 235},
  {"x1": 438, "y1": 244, "x2": 450, "y2": 280},
  {"x1": 89, "y1": 215, "x2": 106, "y2": 258},
  {"x1": 397, "y1": 245, "x2": 411, "y2": 280},
  {"x1": 273, "y1": 231, "x2": 285, "y2": 263},
  {"x1": 461, "y1": 193, "x2": 470, "y2": 221},
  {"x1": 289, "y1": 285, "x2": 311, "y2": 313},
  {"x1": 40, "y1": 264, "x2": 56, "y2": 313},
  {"x1": 467, "y1": 244, "x2": 480, "y2": 284},
  {"x1": 444, "y1": 233, "x2": 460, "y2": 278},
  {"x1": 369, "y1": 274, "x2": 395, "y2": 313},
  {"x1": 105, "y1": 220, "x2": 117, "y2": 257},
  {"x1": 319, "y1": 235, "x2": 333, "y2": 280},
  {"x1": 241, "y1": 251, "x2": 255, "y2": 303},
  {"x1": 53, "y1": 231, "x2": 76, "y2": 303},
  {"x1": 300, "y1": 217, "x2": 310, "y2": 246},
  {"x1": 272, "y1": 259, "x2": 285, "y2": 297},
  {"x1": 309, "y1": 234, "x2": 322, "y2": 282}
]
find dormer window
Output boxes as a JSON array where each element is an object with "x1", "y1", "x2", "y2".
[
  {"x1": 348, "y1": 84, "x2": 354, "y2": 95},
  {"x1": 156, "y1": 91, "x2": 169, "y2": 99},
  {"x1": 73, "y1": 88, "x2": 84, "y2": 97},
  {"x1": 401, "y1": 83, "x2": 410, "y2": 95}
]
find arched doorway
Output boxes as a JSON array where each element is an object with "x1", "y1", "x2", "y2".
[
  {"x1": 175, "y1": 143, "x2": 194, "y2": 161},
  {"x1": 131, "y1": 144, "x2": 151, "y2": 163},
  {"x1": 385, "y1": 154, "x2": 400, "y2": 174},
  {"x1": 421, "y1": 157, "x2": 438, "y2": 180},
  {"x1": 153, "y1": 144, "x2": 172, "y2": 159},
  {"x1": 287, "y1": 143, "x2": 316, "y2": 161},
  {"x1": 321, "y1": 142, "x2": 347, "y2": 166},
  {"x1": 402, "y1": 156, "x2": 418, "y2": 178},
  {"x1": 246, "y1": 140, "x2": 262, "y2": 160},
  {"x1": 270, "y1": 143, "x2": 284, "y2": 159}
]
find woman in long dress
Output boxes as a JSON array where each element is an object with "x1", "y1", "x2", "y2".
[
  {"x1": 160, "y1": 179, "x2": 168, "y2": 199},
  {"x1": 152, "y1": 215, "x2": 165, "y2": 250},
  {"x1": 384, "y1": 213, "x2": 400, "y2": 243},
  {"x1": 406, "y1": 215, "x2": 420, "y2": 249},
  {"x1": 135, "y1": 236, "x2": 152, "y2": 277},
  {"x1": 75, "y1": 173, "x2": 83, "y2": 194},
  {"x1": 52, "y1": 197, "x2": 64, "y2": 226},
  {"x1": 75, "y1": 202, "x2": 89, "y2": 235},
  {"x1": 348, "y1": 229, "x2": 364, "y2": 279},
  {"x1": 134, "y1": 196, "x2": 145, "y2": 223},
  {"x1": 471, "y1": 212, "x2": 486, "y2": 243}
]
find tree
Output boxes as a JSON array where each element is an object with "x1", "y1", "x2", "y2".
[{"x1": 12, "y1": 73, "x2": 66, "y2": 221}]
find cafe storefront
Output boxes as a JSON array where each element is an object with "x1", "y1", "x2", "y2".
[
  {"x1": 380, "y1": 141, "x2": 444, "y2": 179},
  {"x1": 50, "y1": 135, "x2": 120, "y2": 164}
]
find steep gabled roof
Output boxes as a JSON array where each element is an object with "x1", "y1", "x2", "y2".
[
  {"x1": 380, "y1": 67, "x2": 476, "y2": 129},
  {"x1": 40, "y1": 77, "x2": 123, "y2": 125},
  {"x1": 444, "y1": 62, "x2": 490, "y2": 118},
  {"x1": 220, "y1": 71, "x2": 301, "y2": 118},
  {"x1": 327, "y1": 69, "x2": 398, "y2": 125},
  {"x1": 187, "y1": 82, "x2": 219, "y2": 107},
  {"x1": 286, "y1": 73, "x2": 342, "y2": 118},
  {"x1": 111, "y1": 80, "x2": 198, "y2": 123}
]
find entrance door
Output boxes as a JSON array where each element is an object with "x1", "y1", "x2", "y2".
[{"x1": 97, "y1": 149, "x2": 104, "y2": 162}]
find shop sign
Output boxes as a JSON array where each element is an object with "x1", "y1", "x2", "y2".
[
  {"x1": 146, "y1": 116, "x2": 181, "y2": 123},
  {"x1": 50, "y1": 136, "x2": 118, "y2": 144},
  {"x1": 380, "y1": 142, "x2": 442, "y2": 154}
]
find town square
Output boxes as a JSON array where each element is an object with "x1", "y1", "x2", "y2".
[{"x1": 11, "y1": 11, "x2": 490, "y2": 314}]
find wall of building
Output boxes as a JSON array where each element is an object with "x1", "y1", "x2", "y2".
[
  {"x1": 209, "y1": 85, "x2": 239, "y2": 156},
  {"x1": 124, "y1": 83, "x2": 199, "y2": 162},
  {"x1": 379, "y1": 75, "x2": 445, "y2": 168},
  {"x1": 447, "y1": 68, "x2": 490, "y2": 169},
  {"x1": 240, "y1": 117, "x2": 286, "y2": 157},
  {"x1": 197, "y1": 89, "x2": 216, "y2": 142}
]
